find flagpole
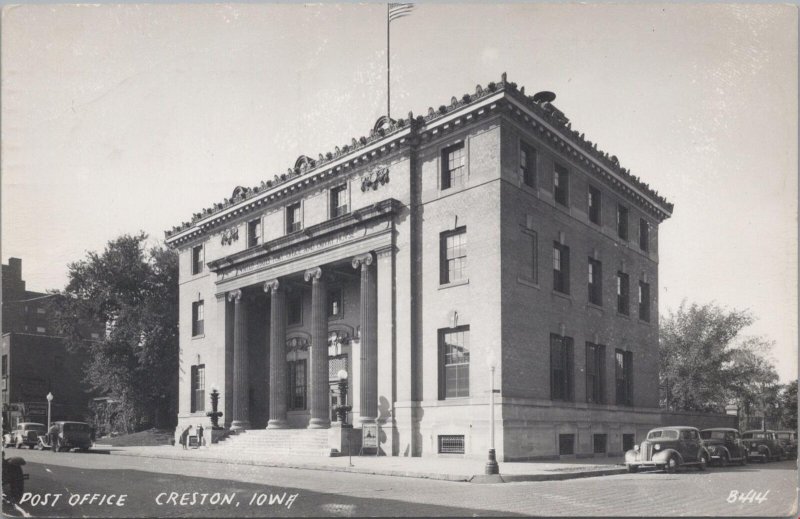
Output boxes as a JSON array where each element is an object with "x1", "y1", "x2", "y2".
[{"x1": 387, "y1": 3, "x2": 391, "y2": 119}]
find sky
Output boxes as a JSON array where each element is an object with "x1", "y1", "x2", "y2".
[{"x1": 2, "y1": 3, "x2": 797, "y2": 381}]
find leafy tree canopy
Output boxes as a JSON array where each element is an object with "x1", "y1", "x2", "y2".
[
  {"x1": 659, "y1": 301, "x2": 779, "y2": 414},
  {"x1": 49, "y1": 233, "x2": 178, "y2": 433}
]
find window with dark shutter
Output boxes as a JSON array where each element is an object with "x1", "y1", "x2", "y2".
[
  {"x1": 551, "y1": 334, "x2": 574, "y2": 401},
  {"x1": 588, "y1": 258, "x2": 602, "y2": 305}
]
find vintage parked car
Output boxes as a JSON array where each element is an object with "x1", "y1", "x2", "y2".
[
  {"x1": 625, "y1": 426, "x2": 710, "y2": 473},
  {"x1": 37, "y1": 421, "x2": 93, "y2": 452},
  {"x1": 774, "y1": 430, "x2": 797, "y2": 459},
  {"x1": 2, "y1": 451, "x2": 28, "y2": 502},
  {"x1": 3, "y1": 422, "x2": 46, "y2": 449},
  {"x1": 741, "y1": 430, "x2": 784, "y2": 462},
  {"x1": 700, "y1": 428, "x2": 748, "y2": 466}
]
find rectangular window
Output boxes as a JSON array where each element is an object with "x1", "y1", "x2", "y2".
[
  {"x1": 585, "y1": 342, "x2": 605, "y2": 404},
  {"x1": 617, "y1": 205, "x2": 628, "y2": 240},
  {"x1": 554, "y1": 163, "x2": 569, "y2": 206},
  {"x1": 639, "y1": 218, "x2": 649, "y2": 251},
  {"x1": 190, "y1": 364, "x2": 205, "y2": 413},
  {"x1": 440, "y1": 227, "x2": 467, "y2": 284},
  {"x1": 248, "y1": 218, "x2": 261, "y2": 247},
  {"x1": 438, "y1": 435, "x2": 466, "y2": 454},
  {"x1": 552, "y1": 242, "x2": 570, "y2": 294},
  {"x1": 288, "y1": 292, "x2": 303, "y2": 326},
  {"x1": 550, "y1": 333, "x2": 574, "y2": 401},
  {"x1": 588, "y1": 185, "x2": 602, "y2": 224},
  {"x1": 1, "y1": 355, "x2": 7, "y2": 376},
  {"x1": 287, "y1": 359, "x2": 307, "y2": 410},
  {"x1": 638, "y1": 281, "x2": 650, "y2": 322},
  {"x1": 441, "y1": 142, "x2": 466, "y2": 190},
  {"x1": 439, "y1": 326, "x2": 470, "y2": 399},
  {"x1": 330, "y1": 185, "x2": 349, "y2": 218},
  {"x1": 328, "y1": 288, "x2": 343, "y2": 318},
  {"x1": 615, "y1": 350, "x2": 633, "y2": 406},
  {"x1": 559, "y1": 434, "x2": 575, "y2": 455},
  {"x1": 521, "y1": 230, "x2": 538, "y2": 283},
  {"x1": 593, "y1": 434, "x2": 608, "y2": 454},
  {"x1": 617, "y1": 272, "x2": 630, "y2": 315},
  {"x1": 622, "y1": 434, "x2": 636, "y2": 452},
  {"x1": 588, "y1": 258, "x2": 602, "y2": 306},
  {"x1": 286, "y1": 203, "x2": 302, "y2": 234},
  {"x1": 192, "y1": 245, "x2": 204, "y2": 275},
  {"x1": 192, "y1": 301, "x2": 204, "y2": 336},
  {"x1": 36, "y1": 326, "x2": 46, "y2": 334},
  {"x1": 520, "y1": 142, "x2": 537, "y2": 188}
]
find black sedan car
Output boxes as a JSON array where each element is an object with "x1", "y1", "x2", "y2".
[{"x1": 700, "y1": 428, "x2": 748, "y2": 466}]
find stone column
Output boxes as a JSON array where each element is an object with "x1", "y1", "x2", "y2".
[
  {"x1": 305, "y1": 267, "x2": 330, "y2": 429},
  {"x1": 229, "y1": 289, "x2": 250, "y2": 431},
  {"x1": 265, "y1": 279, "x2": 288, "y2": 429},
  {"x1": 353, "y1": 252, "x2": 378, "y2": 423}
]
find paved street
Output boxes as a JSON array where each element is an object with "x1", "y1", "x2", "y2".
[{"x1": 3, "y1": 449, "x2": 797, "y2": 517}]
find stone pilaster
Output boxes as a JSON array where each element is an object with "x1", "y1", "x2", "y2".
[
  {"x1": 353, "y1": 252, "x2": 378, "y2": 423},
  {"x1": 265, "y1": 279, "x2": 288, "y2": 429},
  {"x1": 305, "y1": 267, "x2": 330, "y2": 429},
  {"x1": 229, "y1": 289, "x2": 250, "y2": 431}
]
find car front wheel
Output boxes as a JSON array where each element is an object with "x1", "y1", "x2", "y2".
[
  {"x1": 3, "y1": 465, "x2": 24, "y2": 502},
  {"x1": 665, "y1": 455, "x2": 678, "y2": 473}
]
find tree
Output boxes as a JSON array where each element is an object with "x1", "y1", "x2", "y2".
[
  {"x1": 49, "y1": 233, "x2": 178, "y2": 433},
  {"x1": 659, "y1": 301, "x2": 778, "y2": 414},
  {"x1": 776, "y1": 381, "x2": 797, "y2": 430}
]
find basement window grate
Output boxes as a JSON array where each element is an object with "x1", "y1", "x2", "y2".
[{"x1": 438, "y1": 435, "x2": 465, "y2": 454}]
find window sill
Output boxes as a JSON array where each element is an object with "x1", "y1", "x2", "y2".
[
  {"x1": 439, "y1": 278, "x2": 469, "y2": 290},
  {"x1": 587, "y1": 302, "x2": 604, "y2": 314},
  {"x1": 638, "y1": 318, "x2": 651, "y2": 326},
  {"x1": 517, "y1": 277, "x2": 539, "y2": 289},
  {"x1": 551, "y1": 290, "x2": 572, "y2": 302},
  {"x1": 191, "y1": 334, "x2": 205, "y2": 340},
  {"x1": 616, "y1": 312, "x2": 630, "y2": 320}
]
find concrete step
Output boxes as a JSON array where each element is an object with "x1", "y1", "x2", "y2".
[{"x1": 213, "y1": 428, "x2": 335, "y2": 457}]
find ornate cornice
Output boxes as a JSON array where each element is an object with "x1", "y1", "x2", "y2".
[
  {"x1": 165, "y1": 73, "x2": 673, "y2": 246},
  {"x1": 207, "y1": 198, "x2": 401, "y2": 277}
]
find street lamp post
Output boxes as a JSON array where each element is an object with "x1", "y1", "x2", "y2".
[
  {"x1": 485, "y1": 352, "x2": 499, "y2": 475},
  {"x1": 46, "y1": 392, "x2": 54, "y2": 429}
]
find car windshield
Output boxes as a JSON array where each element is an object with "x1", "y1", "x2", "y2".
[
  {"x1": 24, "y1": 425, "x2": 46, "y2": 432},
  {"x1": 63, "y1": 423, "x2": 91, "y2": 433},
  {"x1": 701, "y1": 431, "x2": 726, "y2": 440},
  {"x1": 647, "y1": 430, "x2": 679, "y2": 440},
  {"x1": 744, "y1": 432, "x2": 767, "y2": 439}
]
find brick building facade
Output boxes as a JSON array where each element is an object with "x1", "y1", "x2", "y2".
[
  {"x1": 166, "y1": 74, "x2": 680, "y2": 459},
  {"x1": 1, "y1": 258, "x2": 97, "y2": 426}
]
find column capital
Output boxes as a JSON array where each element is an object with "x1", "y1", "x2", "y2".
[
  {"x1": 352, "y1": 252, "x2": 375, "y2": 270},
  {"x1": 227, "y1": 289, "x2": 242, "y2": 302},
  {"x1": 263, "y1": 279, "x2": 280, "y2": 293},
  {"x1": 303, "y1": 267, "x2": 323, "y2": 283}
]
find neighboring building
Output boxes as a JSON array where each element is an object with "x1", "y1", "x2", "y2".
[
  {"x1": 165, "y1": 73, "x2": 681, "y2": 460},
  {"x1": 1, "y1": 258, "x2": 98, "y2": 427}
]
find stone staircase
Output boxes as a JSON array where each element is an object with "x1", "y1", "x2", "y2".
[{"x1": 212, "y1": 428, "x2": 335, "y2": 457}]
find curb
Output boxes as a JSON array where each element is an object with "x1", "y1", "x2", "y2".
[{"x1": 104, "y1": 449, "x2": 625, "y2": 483}]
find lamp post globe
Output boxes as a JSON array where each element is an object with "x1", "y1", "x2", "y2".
[{"x1": 46, "y1": 392, "x2": 54, "y2": 429}]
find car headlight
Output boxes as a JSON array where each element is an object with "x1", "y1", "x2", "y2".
[
  {"x1": 654, "y1": 444, "x2": 661, "y2": 450},
  {"x1": 634, "y1": 444, "x2": 640, "y2": 452}
]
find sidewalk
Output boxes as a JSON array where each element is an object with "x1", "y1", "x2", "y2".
[{"x1": 93, "y1": 444, "x2": 627, "y2": 483}]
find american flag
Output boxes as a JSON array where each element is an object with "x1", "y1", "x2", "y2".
[{"x1": 388, "y1": 3, "x2": 414, "y2": 22}]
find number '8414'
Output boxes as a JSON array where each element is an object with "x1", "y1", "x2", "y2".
[{"x1": 727, "y1": 490, "x2": 769, "y2": 504}]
